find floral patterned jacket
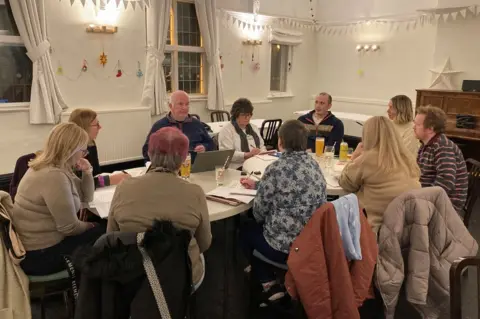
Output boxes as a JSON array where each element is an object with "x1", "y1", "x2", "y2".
[{"x1": 253, "y1": 151, "x2": 327, "y2": 253}]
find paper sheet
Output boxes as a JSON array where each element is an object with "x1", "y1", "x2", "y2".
[
  {"x1": 207, "y1": 187, "x2": 255, "y2": 204},
  {"x1": 90, "y1": 186, "x2": 116, "y2": 218}
]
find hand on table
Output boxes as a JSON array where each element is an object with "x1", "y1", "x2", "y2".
[
  {"x1": 246, "y1": 148, "x2": 261, "y2": 159},
  {"x1": 240, "y1": 178, "x2": 256, "y2": 190},
  {"x1": 110, "y1": 172, "x2": 130, "y2": 185},
  {"x1": 194, "y1": 145, "x2": 206, "y2": 153}
]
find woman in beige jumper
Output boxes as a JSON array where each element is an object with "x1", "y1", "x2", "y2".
[
  {"x1": 339, "y1": 116, "x2": 421, "y2": 233},
  {"x1": 13, "y1": 123, "x2": 105, "y2": 276},
  {"x1": 387, "y1": 95, "x2": 419, "y2": 156},
  {"x1": 107, "y1": 127, "x2": 212, "y2": 290}
]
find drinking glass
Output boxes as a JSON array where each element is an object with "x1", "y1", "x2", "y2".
[
  {"x1": 180, "y1": 155, "x2": 191, "y2": 179},
  {"x1": 215, "y1": 166, "x2": 225, "y2": 186},
  {"x1": 315, "y1": 137, "x2": 325, "y2": 157},
  {"x1": 324, "y1": 146, "x2": 334, "y2": 171}
]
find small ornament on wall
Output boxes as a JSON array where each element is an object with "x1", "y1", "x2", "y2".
[
  {"x1": 357, "y1": 69, "x2": 364, "y2": 77},
  {"x1": 115, "y1": 60, "x2": 123, "y2": 78},
  {"x1": 81, "y1": 59, "x2": 88, "y2": 72},
  {"x1": 99, "y1": 51, "x2": 108, "y2": 67},
  {"x1": 252, "y1": 62, "x2": 260, "y2": 71},
  {"x1": 56, "y1": 62, "x2": 64, "y2": 75},
  {"x1": 136, "y1": 61, "x2": 143, "y2": 78},
  {"x1": 220, "y1": 55, "x2": 224, "y2": 70}
]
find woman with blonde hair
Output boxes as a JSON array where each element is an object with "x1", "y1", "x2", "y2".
[
  {"x1": 339, "y1": 116, "x2": 421, "y2": 233},
  {"x1": 387, "y1": 95, "x2": 419, "y2": 156},
  {"x1": 69, "y1": 108, "x2": 129, "y2": 187},
  {"x1": 12, "y1": 123, "x2": 105, "y2": 276}
]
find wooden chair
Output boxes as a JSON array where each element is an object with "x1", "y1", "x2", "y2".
[
  {"x1": 210, "y1": 111, "x2": 230, "y2": 122},
  {"x1": 450, "y1": 256, "x2": 480, "y2": 319},
  {"x1": 261, "y1": 119, "x2": 282, "y2": 150},
  {"x1": 191, "y1": 114, "x2": 200, "y2": 120},
  {"x1": 462, "y1": 158, "x2": 480, "y2": 228}
]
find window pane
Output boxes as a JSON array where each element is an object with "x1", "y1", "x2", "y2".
[
  {"x1": 163, "y1": 52, "x2": 172, "y2": 93},
  {"x1": 166, "y1": 10, "x2": 172, "y2": 45},
  {"x1": 270, "y1": 44, "x2": 288, "y2": 92},
  {"x1": 176, "y1": 2, "x2": 201, "y2": 47},
  {"x1": 178, "y1": 52, "x2": 202, "y2": 94},
  {"x1": 0, "y1": 0, "x2": 19, "y2": 36},
  {"x1": 0, "y1": 46, "x2": 32, "y2": 103}
]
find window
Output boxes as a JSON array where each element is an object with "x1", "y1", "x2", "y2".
[
  {"x1": 270, "y1": 44, "x2": 291, "y2": 92},
  {"x1": 0, "y1": 0, "x2": 32, "y2": 104},
  {"x1": 164, "y1": 1, "x2": 205, "y2": 95}
]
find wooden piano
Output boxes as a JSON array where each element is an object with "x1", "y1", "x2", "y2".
[{"x1": 416, "y1": 89, "x2": 480, "y2": 160}]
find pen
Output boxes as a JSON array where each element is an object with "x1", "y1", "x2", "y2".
[{"x1": 122, "y1": 170, "x2": 128, "y2": 174}]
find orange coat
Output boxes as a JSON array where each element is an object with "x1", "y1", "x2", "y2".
[{"x1": 285, "y1": 203, "x2": 378, "y2": 319}]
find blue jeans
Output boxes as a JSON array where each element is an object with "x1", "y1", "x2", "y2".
[{"x1": 239, "y1": 221, "x2": 288, "y2": 283}]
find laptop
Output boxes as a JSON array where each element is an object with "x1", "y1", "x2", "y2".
[{"x1": 191, "y1": 149, "x2": 235, "y2": 173}]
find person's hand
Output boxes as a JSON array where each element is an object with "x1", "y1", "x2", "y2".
[
  {"x1": 76, "y1": 158, "x2": 93, "y2": 172},
  {"x1": 246, "y1": 148, "x2": 261, "y2": 158},
  {"x1": 110, "y1": 173, "x2": 130, "y2": 185},
  {"x1": 240, "y1": 178, "x2": 256, "y2": 190},
  {"x1": 351, "y1": 142, "x2": 364, "y2": 161},
  {"x1": 194, "y1": 145, "x2": 206, "y2": 153}
]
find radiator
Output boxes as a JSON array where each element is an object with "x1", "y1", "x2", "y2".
[{"x1": 61, "y1": 107, "x2": 152, "y2": 165}]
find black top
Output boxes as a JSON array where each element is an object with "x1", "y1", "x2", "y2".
[{"x1": 86, "y1": 144, "x2": 101, "y2": 176}]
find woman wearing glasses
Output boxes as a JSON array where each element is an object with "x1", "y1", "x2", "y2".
[
  {"x1": 69, "y1": 108, "x2": 129, "y2": 187},
  {"x1": 12, "y1": 123, "x2": 105, "y2": 275}
]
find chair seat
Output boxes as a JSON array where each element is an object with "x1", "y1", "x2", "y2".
[
  {"x1": 28, "y1": 270, "x2": 69, "y2": 283},
  {"x1": 253, "y1": 250, "x2": 288, "y2": 271}
]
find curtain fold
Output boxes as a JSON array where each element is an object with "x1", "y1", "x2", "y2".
[
  {"x1": 270, "y1": 28, "x2": 303, "y2": 45},
  {"x1": 9, "y1": 0, "x2": 67, "y2": 124},
  {"x1": 195, "y1": 0, "x2": 225, "y2": 111},
  {"x1": 141, "y1": 0, "x2": 171, "y2": 115}
]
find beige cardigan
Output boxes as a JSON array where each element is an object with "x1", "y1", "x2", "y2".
[
  {"x1": 107, "y1": 171, "x2": 212, "y2": 286},
  {"x1": 339, "y1": 151, "x2": 421, "y2": 233},
  {"x1": 12, "y1": 167, "x2": 94, "y2": 251},
  {"x1": 393, "y1": 121, "x2": 419, "y2": 157}
]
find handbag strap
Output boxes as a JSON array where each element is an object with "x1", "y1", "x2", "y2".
[{"x1": 137, "y1": 232, "x2": 172, "y2": 319}]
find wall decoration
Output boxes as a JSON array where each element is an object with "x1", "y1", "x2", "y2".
[
  {"x1": 59, "y1": 0, "x2": 150, "y2": 10},
  {"x1": 115, "y1": 60, "x2": 123, "y2": 77},
  {"x1": 429, "y1": 57, "x2": 462, "y2": 90},
  {"x1": 136, "y1": 61, "x2": 143, "y2": 78},
  {"x1": 81, "y1": 59, "x2": 88, "y2": 72},
  {"x1": 99, "y1": 51, "x2": 108, "y2": 67},
  {"x1": 56, "y1": 63, "x2": 64, "y2": 75}
]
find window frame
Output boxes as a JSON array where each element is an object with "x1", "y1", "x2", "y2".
[
  {"x1": 165, "y1": 0, "x2": 206, "y2": 98},
  {"x1": 0, "y1": 0, "x2": 30, "y2": 109},
  {"x1": 269, "y1": 43, "x2": 293, "y2": 96}
]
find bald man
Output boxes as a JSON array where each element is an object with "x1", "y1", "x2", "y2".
[{"x1": 142, "y1": 90, "x2": 215, "y2": 162}]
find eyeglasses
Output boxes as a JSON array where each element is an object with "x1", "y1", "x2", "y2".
[
  {"x1": 239, "y1": 113, "x2": 253, "y2": 117},
  {"x1": 90, "y1": 122, "x2": 101, "y2": 128}
]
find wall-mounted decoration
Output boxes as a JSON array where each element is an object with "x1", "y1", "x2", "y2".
[
  {"x1": 59, "y1": 0, "x2": 151, "y2": 10},
  {"x1": 82, "y1": 59, "x2": 88, "y2": 72},
  {"x1": 86, "y1": 24, "x2": 118, "y2": 34},
  {"x1": 429, "y1": 57, "x2": 463, "y2": 90},
  {"x1": 356, "y1": 44, "x2": 380, "y2": 52},
  {"x1": 136, "y1": 61, "x2": 143, "y2": 78},
  {"x1": 99, "y1": 51, "x2": 108, "y2": 67}
]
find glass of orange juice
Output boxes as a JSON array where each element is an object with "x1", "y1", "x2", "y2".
[
  {"x1": 347, "y1": 148, "x2": 354, "y2": 160},
  {"x1": 315, "y1": 137, "x2": 325, "y2": 157},
  {"x1": 179, "y1": 154, "x2": 191, "y2": 179}
]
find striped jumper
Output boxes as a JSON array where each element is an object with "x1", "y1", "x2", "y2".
[{"x1": 417, "y1": 134, "x2": 468, "y2": 212}]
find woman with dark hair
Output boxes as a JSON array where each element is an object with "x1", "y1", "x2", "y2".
[{"x1": 218, "y1": 98, "x2": 266, "y2": 168}]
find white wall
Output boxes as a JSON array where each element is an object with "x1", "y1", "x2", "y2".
[{"x1": 219, "y1": 0, "x2": 318, "y2": 20}]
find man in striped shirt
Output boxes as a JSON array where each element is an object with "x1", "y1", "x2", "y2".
[{"x1": 414, "y1": 106, "x2": 468, "y2": 211}]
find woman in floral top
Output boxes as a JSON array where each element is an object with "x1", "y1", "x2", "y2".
[{"x1": 239, "y1": 120, "x2": 327, "y2": 304}]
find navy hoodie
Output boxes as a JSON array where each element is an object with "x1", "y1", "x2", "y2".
[
  {"x1": 142, "y1": 113, "x2": 215, "y2": 162},
  {"x1": 297, "y1": 110, "x2": 344, "y2": 154}
]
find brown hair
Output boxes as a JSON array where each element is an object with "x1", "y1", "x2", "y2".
[
  {"x1": 390, "y1": 95, "x2": 413, "y2": 124},
  {"x1": 416, "y1": 105, "x2": 446, "y2": 134},
  {"x1": 279, "y1": 120, "x2": 308, "y2": 152},
  {"x1": 69, "y1": 108, "x2": 97, "y2": 143},
  {"x1": 318, "y1": 92, "x2": 332, "y2": 105}
]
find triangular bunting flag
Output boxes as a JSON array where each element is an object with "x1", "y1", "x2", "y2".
[
  {"x1": 452, "y1": 12, "x2": 458, "y2": 20},
  {"x1": 435, "y1": 14, "x2": 441, "y2": 22},
  {"x1": 442, "y1": 13, "x2": 449, "y2": 22},
  {"x1": 460, "y1": 9, "x2": 467, "y2": 18},
  {"x1": 131, "y1": 1, "x2": 136, "y2": 10},
  {"x1": 138, "y1": 1, "x2": 144, "y2": 10},
  {"x1": 70, "y1": 0, "x2": 75, "y2": 5},
  {"x1": 123, "y1": 1, "x2": 128, "y2": 9},
  {"x1": 468, "y1": 6, "x2": 476, "y2": 15},
  {"x1": 237, "y1": 19, "x2": 241, "y2": 28},
  {"x1": 144, "y1": 0, "x2": 150, "y2": 6},
  {"x1": 115, "y1": 0, "x2": 121, "y2": 7},
  {"x1": 91, "y1": 0, "x2": 97, "y2": 6},
  {"x1": 80, "y1": 0, "x2": 86, "y2": 6}
]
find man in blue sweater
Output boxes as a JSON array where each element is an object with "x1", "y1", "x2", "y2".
[
  {"x1": 297, "y1": 92, "x2": 344, "y2": 154},
  {"x1": 142, "y1": 90, "x2": 215, "y2": 162}
]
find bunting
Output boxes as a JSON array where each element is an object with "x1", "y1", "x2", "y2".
[{"x1": 60, "y1": 0, "x2": 150, "y2": 10}]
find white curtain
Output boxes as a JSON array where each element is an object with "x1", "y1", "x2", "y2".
[
  {"x1": 270, "y1": 28, "x2": 303, "y2": 45},
  {"x1": 9, "y1": 0, "x2": 67, "y2": 124},
  {"x1": 195, "y1": 0, "x2": 224, "y2": 111},
  {"x1": 141, "y1": 0, "x2": 171, "y2": 115}
]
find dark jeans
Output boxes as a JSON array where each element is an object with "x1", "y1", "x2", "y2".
[
  {"x1": 21, "y1": 224, "x2": 106, "y2": 276},
  {"x1": 239, "y1": 220, "x2": 288, "y2": 283}
]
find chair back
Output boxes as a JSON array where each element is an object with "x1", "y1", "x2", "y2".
[
  {"x1": 210, "y1": 111, "x2": 230, "y2": 122},
  {"x1": 261, "y1": 119, "x2": 282, "y2": 150},
  {"x1": 9, "y1": 153, "x2": 37, "y2": 202},
  {"x1": 191, "y1": 114, "x2": 200, "y2": 120},
  {"x1": 462, "y1": 158, "x2": 480, "y2": 228},
  {"x1": 450, "y1": 257, "x2": 480, "y2": 318}
]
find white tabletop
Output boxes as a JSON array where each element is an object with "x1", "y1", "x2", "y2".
[
  {"x1": 207, "y1": 119, "x2": 266, "y2": 135},
  {"x1": 91, "y1": 168, "x2": 251, "y2": 222},
  {"x1": 242, "y1": 153, "x2": 347, "y2": 197},
  {"x1": 293, "y1": 110, "x2": 372, "y2": 124}
]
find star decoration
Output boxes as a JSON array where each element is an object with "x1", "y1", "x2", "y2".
[
  {"x1": 429, "y1": 57, "x2": 462, "y2": 90},
  {"x1": 99, "y1": 51, "x2": 107, "y2": 67}
]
